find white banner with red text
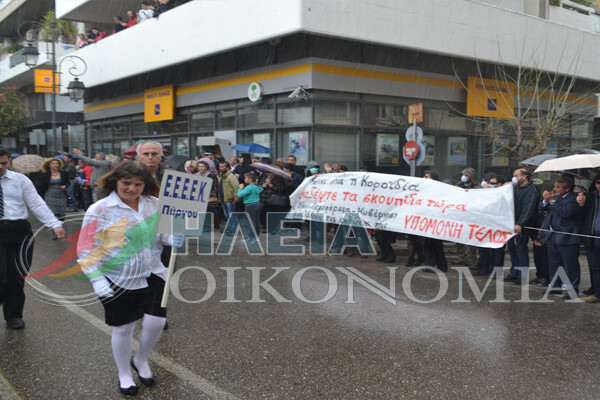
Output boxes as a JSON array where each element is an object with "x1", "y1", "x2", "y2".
[{"x1": 289, "y1": 172, "x2": 515, "y2": 248}]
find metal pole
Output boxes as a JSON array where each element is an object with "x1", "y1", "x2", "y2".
[
  {"x1": 410, "y1": 118, "x2": 416, "y2": 177},
  {"x1": 51, "y1": 16, "x2": 57, "y2": 155}
]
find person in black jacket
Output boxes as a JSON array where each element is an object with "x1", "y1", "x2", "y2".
[
  {"x1": 540, "y1": 175, "x2": 585, "y2": 298},
  {"x1": 577, "y1": 177, "x2": 600, "y2": 302},
  {"x1": 506, "y1": 168, "x2": 540, "y2": 283}
]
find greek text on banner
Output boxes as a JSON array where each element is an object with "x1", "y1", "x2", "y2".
[
  {"x1": 156, "y1": 170, "x2": 211, "y2": 234},
  {"x1": 289, "y1": 172, "x2": 515, "y2": 248}
]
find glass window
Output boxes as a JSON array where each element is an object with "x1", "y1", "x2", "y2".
[
  {"x1": 314, "y1": 101, "x2": 359, "y2": 125},
  {"x1": 191, "y1": 111, "x2": 214, "y2": 131},
  {"x1": 173, "y1": 136, "x2": 190, "y2": 156},
  {"x1": 277, "y1": 102, "x2": 312, "y2": 126},
  {"x1": 238, "y1": 103, "x2": 275, "y2": 128},
  {"x1": 363, "y1": 104, "x2": 406, "y2": 128},
  {"x1": 69, "y1": 125, "x2": 86, "y2": 152},
  {"x1": 216, "y1": 109, "x2": 235, "y2": 129},
  {"x1": 425, "y1": 109, "x2": 467, "y2": 131},
  {"x1": 109, "y1": 120, "x2": 131, "y2": 138},
  {"x1": 132, "y1": 121, "x2": 148, "y2": 136},
  {"x1": 277, "y1": 129, "x2": 310, "y2": 166},
  {"x1": 91, "y1": 124, "x2": 102, "y2": 140},
  {"x1": 314, "y1": 129, "x2": 359, "y2": 170},
  {"x1": 237, "y1": 130, "x2": 274, "y2": 160},
  {"x1": 164, "y1": 115, "x2": 189, "y2": 133}
]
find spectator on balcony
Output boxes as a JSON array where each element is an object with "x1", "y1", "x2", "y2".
[
  {"x1": 139, "y1": 1, "x2": 155, "y2": 22},
  {"x1": 126, "y1": 10, "x2": 138, "y2": 27},
  {"x1": 77, "y1": 33, "x2": 87, "y2": 48},
  {"x1": 113, "y1": 16, "x2": 126, "y2": 34},
  {"x1": 154, "y1": 0, "x2": 189, "y2": 17},
  {"x1": 91, "y1": 27, "x2": 108, "y2": 41},
  {"x1": 85, "y1": 29, "x2": 96, "y2": 44}
]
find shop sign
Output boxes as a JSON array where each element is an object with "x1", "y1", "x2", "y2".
[
  {"x1": 466, "y1": 77, "x2": 514, "y2": 119},
  {"x1": 34, "y1": 69, "x2": 58, "y2": 93},
  {"x1": 248, "y1": 82, "x2": 263, "y2": 102},
  {"x1": 145, "y1": 85, "x2": 175, "y2": 122}
]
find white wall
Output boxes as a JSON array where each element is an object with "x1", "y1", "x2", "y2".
[{"x1": 63, "y1": 0, "x2": 600, "y2": 93}]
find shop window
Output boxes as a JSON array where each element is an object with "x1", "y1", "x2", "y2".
[
  {"x1": 132, "y1": 121, "x2": 149, "y2": 136},
  {"x1": 216, "y1": 109, "x2": 235, "y2": 129},
  {"x1": 277, "y1": 102, "x2": 312, "y2": 126},
  {"x1": 278, "y1": 129, "x2": 310, "y2": 166},
  {"x1": 110, "y1": 121, "x2": 131, "y2": 138},
  {"x1": 163, "y1": 115, "x2": 189, "y2": 133},
  {"x1": 238, "y1": 103, "x2": 275, "y2": 128},
  {"x1": 69, "y1": 125, "x2": 86, "y2": 151},
  {"x1": 314, "y1": 101, "x2": 359, "y2": 126},
  {"x1": 91, "y1": 124, "x2": 102, "y2": 141},
  {"x1": 363, "y1": 104, "x2": 406, "y2": 127},
  {"x1": 237, "y1": 131, "x2": 273, "y2": 159},
  {"x1": 191, "y1": 111, "x2": 214, "y2": 131},
  {"x1": 173, "y1": 136, "x2": 190, "y2": 156},
  {"x1": 425, "y1": 109, "x2": 466, "y2": 132},
  {"x1": 314, "y1": 129, "x2": 359, "y2": 170}
]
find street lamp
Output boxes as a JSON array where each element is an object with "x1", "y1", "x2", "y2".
[{"x1": 17, "y1": 17, "x2": 87, "y2": 154}]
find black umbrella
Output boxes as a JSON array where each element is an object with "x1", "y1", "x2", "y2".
[{"x1": 165, "y1": 155, "x2": 189, "y2": 172}]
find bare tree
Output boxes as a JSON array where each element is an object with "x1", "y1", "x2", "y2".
[{"x1": 453, "y1": 42, "x2": 598, "y2": 161}]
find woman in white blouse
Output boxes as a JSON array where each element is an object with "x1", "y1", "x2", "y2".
[{"x1": 78, "y1": 161, "x2": 179, "y2": 396}]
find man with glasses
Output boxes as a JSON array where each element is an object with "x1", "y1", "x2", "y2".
[{"x1": 577, "y1": 177, "x2": 600, "y2": 302}]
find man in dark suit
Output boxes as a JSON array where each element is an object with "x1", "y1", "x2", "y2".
[{"x1": 540, "y1": 175, "x2": 585, "y2": 299}]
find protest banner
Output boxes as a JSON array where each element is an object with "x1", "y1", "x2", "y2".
[
  {"x1": 157, "y1": 170, "x2": 211, "y2": 306},
  {"x1": 290, "y1": 172, "x2": 515, "y2": 248}
]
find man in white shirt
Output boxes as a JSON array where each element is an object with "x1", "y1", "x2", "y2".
[{"x1": 0, "y1": 146, "x2": 66, "y2": 329}]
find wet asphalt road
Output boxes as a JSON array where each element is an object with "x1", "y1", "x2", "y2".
[{"x1": 1, "y1": 216, "x2": 599, "y2": 399}]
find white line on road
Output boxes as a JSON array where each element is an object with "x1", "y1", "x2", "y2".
[
  {"x1": 0, "y1": 371, "x2": 22, "y2": 400},
  {"x1": 52, "y1": 293, "x2": 240, "y2": 400}
]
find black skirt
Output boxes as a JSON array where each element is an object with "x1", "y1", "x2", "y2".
[{"x1": 100, "y1": 273, "x2": 167, "y2": 326}]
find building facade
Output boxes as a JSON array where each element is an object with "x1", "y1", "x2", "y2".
[{"x1": 2, "y1": 0, "x2": 600, "y2": 180}]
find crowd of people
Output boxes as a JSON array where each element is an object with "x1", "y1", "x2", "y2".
[
  {"x1": 24, "y1": 147, "x2": 600, "y2": 307},
  {"x1": 77, "y1": 0, "x2": 190, "y2": 48},
  {"x1": 3, "y1": 142, "x2": 600, "y2": 395}
]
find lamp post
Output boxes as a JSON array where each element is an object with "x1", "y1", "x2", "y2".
[{"x1": 18, "y1": 17, "x2": 87, "y2": 155}]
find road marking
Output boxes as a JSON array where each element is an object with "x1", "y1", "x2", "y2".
[
  {"x1": 49, "y1": 291, "x2": 240, "y2": 400},
  {"x1": 0, "y1": 371, "x2": 22, "y2": 400}
]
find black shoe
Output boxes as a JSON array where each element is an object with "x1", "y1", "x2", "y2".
[
  {"x1": 562, "y1": 293, "x2": 579, "y2": 300},
  {"x1": 119, "y1": 381, "x2": 139, "y2": 396},
  {"x1": 422, "y1": 267, "x2": 437, "y2": 273},
  {"x1": 376, "y1": 255, "x2": 386, "y2": 261},
  {"x1": 405, "y1": 258, "x2": 415, "y2": 267},
  {"x1": 582, "y1": 287, "x2": 594, "y2": 296},
  {"x1": 529, "y1": 277, "x2": 540, "y2": 285},
  {"x1": 382, "y1": 257, "x2": 396, "y2": 263},
  {"x1": 6, "y1": 318, "x2": 25, "y2": 330},
  {"x1": 131, "y1": 359, "x2": 155, "y2": 387},
  {"x1": 415, "y1": 258, "x2": 424, "y2": 267},
  {"x1": 504, "y1": 274, "x2": 516, "y2": 282}
]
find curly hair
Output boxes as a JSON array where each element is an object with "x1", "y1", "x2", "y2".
[{"x1": 96, "y1": 161, "x2": 159, "y2": 198}]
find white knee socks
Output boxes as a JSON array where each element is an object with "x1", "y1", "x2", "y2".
[
  {"x1": 133, "y1": 314, "x2": 166, "y2": 378},
  {"x1": 112, "y1": 322, "x2": 136, "y2": 388}
]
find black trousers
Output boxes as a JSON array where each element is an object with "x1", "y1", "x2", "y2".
[
  {"x1": 0, "y1": 220, "x2": 33, "y2": 321},
  {"x1": 375, "y1": 230, "x2": 396, "y2": 261}
]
